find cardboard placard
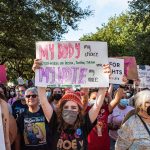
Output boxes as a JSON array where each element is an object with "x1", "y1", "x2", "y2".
[
  {"x1": 35, "y1": 41, "x2": 109, "y2": 88},
  {"x1": 0, "y1": 65, "x2": 7, "y2": 84}
]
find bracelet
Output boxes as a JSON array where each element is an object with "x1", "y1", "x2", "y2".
[{"x1": 119, "y1": 84, "x2": 126, "y2": 89}]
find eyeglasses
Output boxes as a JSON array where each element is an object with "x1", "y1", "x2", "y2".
[{"x1": 26, "y1": 95, "x2": 37, "y2": 98}]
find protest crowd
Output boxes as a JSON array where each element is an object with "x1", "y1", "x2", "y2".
[{"x1": 0, "y1": 43, "x2": 150, "y2": 150}]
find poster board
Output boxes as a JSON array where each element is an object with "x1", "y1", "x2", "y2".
[
  {"x1": 35, "y1": 41, "x2": 109, "y2": 88},
  {"x1": 0, "y1": 65, "x2": 7, "y2": 84},
  {"x1": 118, "y1": 56, "x2": 138, "y2": 80},
  {"x1": 137, "y1": 65, "x2": 150, "y2": 88},
  {"x1": 109, "y1": 58, "x2": 124, "y2": 84}
]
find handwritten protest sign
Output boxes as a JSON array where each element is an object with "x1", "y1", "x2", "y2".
[
  {"x1": 109, "y1": 58, "x2": 124, "y2": 84},
  {"x1": 35, "y1": 41, "x2": 109, "y2": 88},
  {"x1": 118, "y1": 56, "x2": 138, "y2": 80},
  {"x1": 0, "y1": 65, "x2": 7, "y2": 84},
  {"x1": 137, "y1": 65, "x2": 150, "y2": 88}
]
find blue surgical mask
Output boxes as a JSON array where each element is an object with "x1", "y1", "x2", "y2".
[
  {"x1": 119, "y1": 99, "x2": 128, "y2": 107},
  {"x1": 46, "y1": 92, "x2": 51, "y2": 98}
]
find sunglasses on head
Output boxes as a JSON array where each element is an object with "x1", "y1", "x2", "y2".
[{"x1": 26, "y1": 95, "x2": 37, "y2": 98}]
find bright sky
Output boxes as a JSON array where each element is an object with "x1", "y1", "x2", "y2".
[{"x1": 62, "y1": 0, "x2": 131, "y2": 41}]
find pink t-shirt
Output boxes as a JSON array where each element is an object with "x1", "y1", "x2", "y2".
[{"x1": 108, "y1": 105, "x2": 134, "y2": 140}]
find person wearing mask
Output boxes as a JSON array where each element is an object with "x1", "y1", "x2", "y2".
[
  {"x1": 51, "y1": 87, "x2": 63, "y2": 111},
  {"x1": 87, "y1": 78, "x2": 127, "y2": 150},
  {"x1": 8, "y1": 88, "x2": 17, "y2": 106},
  {"x1": 108, "y1": 89, "x2": 134, "y2": 150},
  {"x1": 46, "y1": 87, "x2": 53, "y2": 103},
  {"x1": 27, "y1": 80, "x2": 34, "y2": 88},
  {"x1": 88, "y1": 89, "x2": 99, "y2": 105},
  {"x1": 15, "y1": 87, "x2": 53, "y2": 150},
  {"x1": 12, "y1": 85, "x2": 28, "y2": 119},
  {"x1": 115, "y1": 90, "x2": 150, "y2": 149},
  {"x1": 38, "y1": 86, "x2": 107, "y2": 150},
  {"x1": 32, "y1": 59, "x2": 111, "y2": 150},
  {"x1": 126, "y1": 89, "x2": 135, "y2": 107}
]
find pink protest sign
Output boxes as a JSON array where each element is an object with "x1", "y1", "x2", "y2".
[
  {"x1": 35, "y1": 41, "x2": 109, "y2": 88},
  {"x1": 118, "y1": 57, "x2": 138, "y2": 80},
  {"x1": 0, "y1": 65, "x2": 7, "y2": 84}
]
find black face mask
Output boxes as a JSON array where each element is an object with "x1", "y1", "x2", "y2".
[
  {"x1": 53, "y1": 94, "x2": 62, "y2": 101},
  {"x1": 147, "y1": 106, "x2": 150, "y2": 116}
]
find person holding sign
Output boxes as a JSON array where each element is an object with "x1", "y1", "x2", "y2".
[
  {"x1": 87, "y1": 76, "x2": 128, "y2": 150},
  {"x1": 32, "y1": 59, "x2": 111, "y2": 150}
]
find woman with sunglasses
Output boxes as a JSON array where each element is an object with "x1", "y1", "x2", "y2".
[{"x1": 15, "y1": 87, "x2": 53, "y2": 150}]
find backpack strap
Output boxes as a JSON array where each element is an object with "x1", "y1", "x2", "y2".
[
  {"x1": 138, "y1": 115, "x2": 150, "y2": 136},
  {"x1": 121, "y1": 109, "x2": 135, "y2": 125}
]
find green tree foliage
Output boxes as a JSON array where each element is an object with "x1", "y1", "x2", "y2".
[
  {"x1": 80, "y1": 0, "x2": 150, "y2": 65},
  {"x1": 128, "y1": 0, "x2": 150, "y2": 65},
  {"x1": 129, "y1": 0, "x2": 150, "y2": 31},
  {"x1": 0, "y1": 0, "x2": 92, "y2": 81},
  {"x1": 80, "y1": 13, "x2": 142, "y2": 57}
]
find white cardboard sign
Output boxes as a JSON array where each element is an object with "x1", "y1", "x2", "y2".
[
  {"x1": 35, "y1": 41, "x2": 109, "y2": 88},
  {"x1": 109, "y1": 58, "x2": 124, "y2": 84}
]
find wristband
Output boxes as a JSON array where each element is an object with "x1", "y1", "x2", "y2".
[{"x1": 119, "y1": 84, "x2": 126, "y2": 89}]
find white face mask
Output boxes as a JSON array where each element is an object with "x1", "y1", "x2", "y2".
[
  {"x1": 10, "y1": 91, "x2": 15, "y2": 96},
  {"x1": 88, "y1": 99, "x2": 96, "y2": 106},
  {"x1": 126, "y1": 92, "x2": 131, "y2": 97}
]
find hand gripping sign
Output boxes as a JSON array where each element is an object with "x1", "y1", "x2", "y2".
[{"x1": 35, "y1": 41, "x2": 109, "y2": 88}]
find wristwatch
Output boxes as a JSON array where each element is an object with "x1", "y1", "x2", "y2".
[{"x1": 119, "y1": 84, "x2": 126, "y2": 89}]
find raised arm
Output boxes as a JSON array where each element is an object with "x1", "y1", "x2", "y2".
[
  {"x1": 108, "y1": 88, "x2": 124, "y2": 113},
  {"x1": 89, "y1": 87, "x2": 107, "y2": 123},
  {"x1": 80, "y1": 88, "x2": 89, "y2": 113},
  {"x1": 108, "y1": 84, "x2": 113, "y2": 98},
  {"x1": 32, "y1": 59, "x2": 53, "y2": 122},
  {"x1": 38, "y1": 87, "x2": 53, "y2": 122},
  {"x1": 108, "y1": 75, "x2": 128, "y2": 113},
  {"x1": 89, "y1": 64, "x2": 111, "y2": 123}
]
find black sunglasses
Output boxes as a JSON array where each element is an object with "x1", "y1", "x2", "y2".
[{"x1": 26, "y1": 95, "x2": 37, "y2": 98}]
